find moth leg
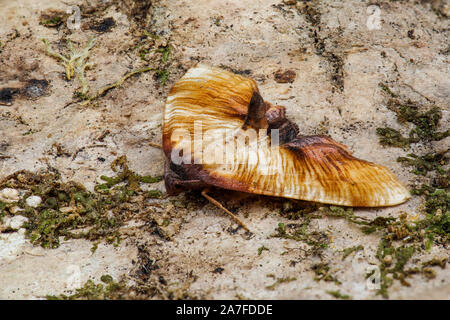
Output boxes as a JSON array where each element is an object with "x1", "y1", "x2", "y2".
[
  {"x1": 164, "y1": 160, "x2": 207, "y2": 195},
  {"x1": 201, "y1": 188, "x2": 250, "y2": 232},
  {"x1": 165, "y1": 176, "x2": 206, "y2": 195}
]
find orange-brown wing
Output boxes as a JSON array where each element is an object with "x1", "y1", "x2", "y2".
[
  {"x1": 163, "y1": 64, "x2": 257, "y2": 158},
  {"x1": 163, "y1": 64, "x2": 410, "y2": 207},
  {"x1": 200, "y1": 135, "x2": 410, "y2": 207}
]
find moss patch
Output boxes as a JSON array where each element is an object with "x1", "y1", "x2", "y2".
[
  {"x1": 257, "y1": 245, "x2": 269, "y2": 256},
  {"x1": 272, "y1": 217, "x2": 329, "y2": 253},
  {"x1": 265, "y1": 276, "x2": 297, "y2": 290},
  {"x1": 326, "y1": 290, "x2": 351, "y2": 300},
  {"x1": 312, "y1": 262, "x2": 341, "y2": 284},
  {"x1": 47, "y1": 275, "x2": 127, "y2": 300},
  {"x1": 342, "y1": 245, "x2": 364, "y2": 261},
  {"x1": 0, "y1": 156, "x2": 162, "y2": 249},
  {"x1": 398, "y1": 152, "x2": 448, "y2": 177},
  {"x1": 376, "y1": 84, "x2": 449, "y2": 148},
  {"x1": 39, "y1": 10, "x2": 66, "y2": 28},
  {"x1": 320, "y1": 206, "x2": 396, "y2": 235},
  {"x1": 280, "y1": 199, "x2": 448, "y2": 298},
  {"x1": 375, "y1": 239, "x2": 415, "y2": 298}
]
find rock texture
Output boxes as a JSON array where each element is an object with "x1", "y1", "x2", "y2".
[{"x1": 0, "y1": 0, "x2": 448, "y2": 299}]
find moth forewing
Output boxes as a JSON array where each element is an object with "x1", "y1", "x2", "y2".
[{"x1": 163, "y1": 64, "x2": 411, "y2": 209}]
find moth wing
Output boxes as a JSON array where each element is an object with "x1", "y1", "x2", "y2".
[
  {"x1": 163, "y1": 64, "x2": 256, "y2": 159},
  {"x1": 163, "y1": 64, "x2": 410, "y2": 207},
  {"x1": 202, "y1": 134, "x2": 410, "y2": 207}
]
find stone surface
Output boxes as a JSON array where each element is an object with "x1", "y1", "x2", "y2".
[{"x1": 0, "y1": 0, "x2": 448, "y2": 299}]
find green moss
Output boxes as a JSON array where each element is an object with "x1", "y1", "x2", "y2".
[
  {"x1": 139, "y1": 175, "x2": 163, "y2": 183},
  {"x1": 139, "y1": 48, "x2": 149, "y2": 60},
  {"x1": 278, "y1": 201, "x2": 319, "y2": 220},
  {"x1": 376, "y1": 85, "x2": 449, "y2": 148},
  {"x1": 73, "y1": 91, "x2": 90, "y2": 101},
  {"x1": 312, "y1": 263, "x2": 341, "y2": 284},
  {"x1": 342, "y1": 245, "x2": 364, "y2": 261},
  {"x1": 375, "y1": 239, "x2": 415, "y2": 298},
  {"x1": 376, "y1": 127, "x2": 411, "y2": 148},
  {"x1": 156, "y1": 45, "x2": 171, "y2": 64},
  {"x1": 406, "y1": 151, "x2": 449, "y2": 247},
  {"x1": 0, "y1": 156, "x2": 162, "y2": 249},
  {"x1": 47, "y1": 275, "x2": 127, "y2": 300},
  {"x1": 139, "y1": 44, "x2": 170, "y2": 64},
  {"x1": 22, "y1": 129, "x2": 38, "y2": 136},
  {"x1": 421, "y1": 267, "x2": 437, "y2": 279},
  {"x1": 0, "y1": 202, "x2": 6, "y2": 223},
  {"x1": 272, "y1": 217, "x2": 329, "y2": 251},
  {"x1": 147, "y1": 190, "x2": 163, "y2": 199},
  {"x1": 412, "y1": 186, "x2": 449, "y2": 246},
  {"x1": 390, "y1": 103, "x2": 448, "y2": 142},
  {"x1": 90, "y1": 241, "x2": 99, "y2": 253},
  {"x1": 370, "y1": 179, "x2": 448, "y2": 298},
  {"x1": 46, "y1": 266, "x2": 198, "y2": 300},
  {"x1": 156, "y1": 69, "x2": 169, "y2": 86},
  {"x1": 422, "y1": 257, "x2": 447, "y2": 269},
  {"x1": 40, "y1": 16, "x2": 63, "y2": 27},
  {"x1": 321, "y1": 200, "x2": 448, "y2": 297},
  {"x1": 270, "y1": 136, "x2": 447, "y2": 298},
  {"x1": 398, "y1": 152, "x2": 448, "y2": 176},
  {"x1": 320, "y1": 206, "x2": 396, "y2": 235},
  {"x1": 326, "y1": 290, "x2": 351, "y2": 300},
  {"x1": 94, "y1": 155, "x2": 162, "y2": 194},
  {"x1": 265, "y1": 276, "x2": 297, "y2": 290},
  {"x1": 133, "y1": 37, "x2": 171, "y2": 86},
  {"x1": 100, "y1": 274, "x2": 114, "y2": 283},
  {"x1": 379, "y1": 83, "x2": 396, "y2": 98},
  {"x1": 376, "y1": 98, "x2": 450, "y2": 249},
  {"x1": 257, "y1": 245, "x2": 269, "y2": 256}
]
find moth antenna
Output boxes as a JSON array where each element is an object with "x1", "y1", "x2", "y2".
[{"x1": 201, "y1": 188, "x2": 250, "y2": 232}]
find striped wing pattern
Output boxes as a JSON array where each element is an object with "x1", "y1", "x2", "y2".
[{"x1": 163, "y1": 64, "x2": 410, "y2": 207}]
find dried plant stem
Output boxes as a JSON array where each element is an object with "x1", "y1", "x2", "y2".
[
  {"x1": 43, "y1": 37, "x2": 95, "y2": 95},
  {"x1": 201, "y1": 188, "x2": 250, "y2": 232},
  {"x1": 80, "y1": 66, "x2": 155, "y2": 106}
]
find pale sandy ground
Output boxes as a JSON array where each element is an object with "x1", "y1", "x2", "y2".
[{"x1": 0, "y1": 0, "x2": 449, "y2": 299}]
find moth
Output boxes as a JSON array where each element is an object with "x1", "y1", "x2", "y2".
[{"x1": 162, "y1": 64, "x2": 410, "y2": 231}]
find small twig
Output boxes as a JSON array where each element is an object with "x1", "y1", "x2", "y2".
[
  {"x1": 24, "y1": 250, "x2": 44, "y2": 257},
  {"x1": 80, "y1": 66, "x2": 155, "y2": 106},
  {"x1": 403, "y1": 83, "x2": 434, "y2": 103},
  {"x1": 201, "y1": 188, "x2": 250, "y2": 232}
]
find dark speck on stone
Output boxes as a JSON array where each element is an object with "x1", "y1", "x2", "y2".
[
  {"x1": 158, "y1": 275, "x2": 167, "y2": 285},
  {"x1": 24, "y1": 79, "x2": 49, "y2": 98},
  {"x1": 90, "y1": 17, "x2": 116, "y2": 33},
  {"x1": 0, "y1": 88, "x2": 20, "y2": 105},
  {"x1": 274, "y1": 69, "x2": 296, "y2": 83},
  {"x1": 213, "y1": 267, "x2": 225, "y2": 274},
  {"x1": 218, "y1": 65, "x2": 251, "y2": 76}
]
